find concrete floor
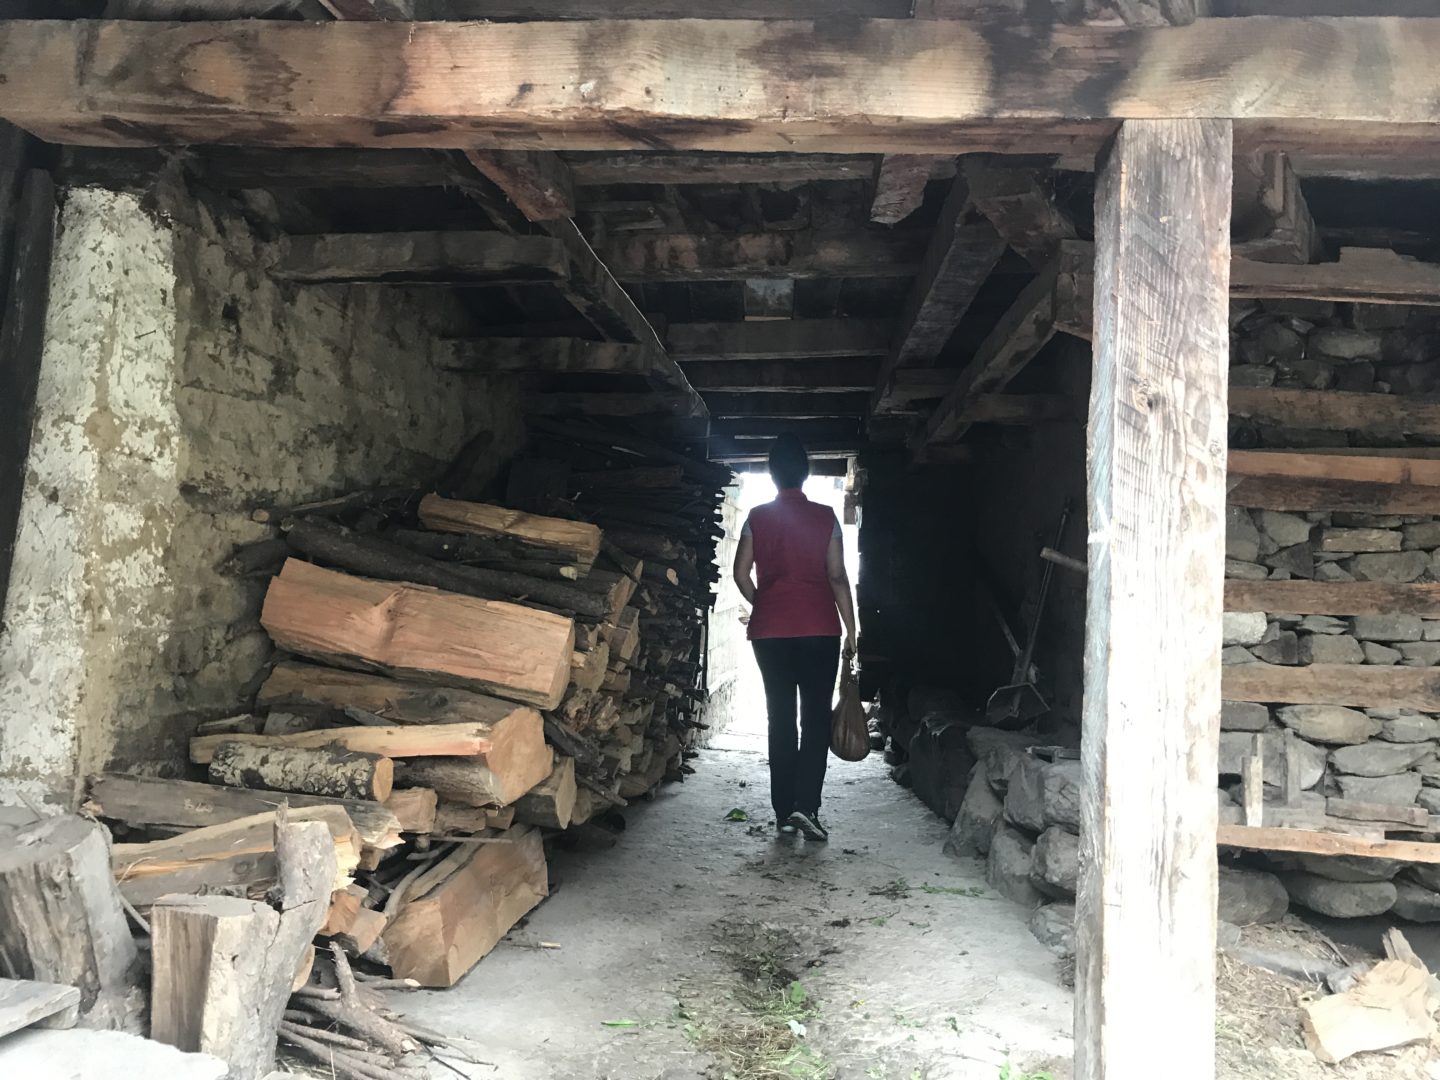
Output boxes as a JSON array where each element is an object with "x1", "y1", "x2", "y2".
[{"x1": 388, "y1": 715, "x2": 1074, "y2": 1080}]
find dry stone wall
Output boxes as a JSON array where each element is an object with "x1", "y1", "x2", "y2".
[{"x1": 0, "y1": 185, "x2": 522, "y2": 806}]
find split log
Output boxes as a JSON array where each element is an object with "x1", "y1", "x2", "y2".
[
  {"x1": 417, "y1": 494, "x2": 601, "y2": 572},
  {"x1": 111, "y1": 806, "x2": 359, "y2": 910},
  {"x1": 208, "y1": 741, "x2": 394, "y2": 802},
  {"x1": 260, "y1": 559, "x2": 575, "y2": 710},
  {"x1": 569, "y1": 642, "x2": 610, "y2": 692},
  {"x1": 383, "y1": 788, "x2": 437, "y2": 833},
  {"x1": 394, "y1": 749, "x2": 554, "y2": 809},
  {"x1": 150, "y1": 813, "x2": 336, "y2": 1080},
  {"x1": 382, "y1": 826, "x2": 548, "y2": 987},
  {"x1": 432, "y1": 802, "x2": 514, "y2": 835},
  {"x1": 191, "y1": 722, "x2": 516, "y2": 765},
  {"x1": 384, "y1": 528, "x2": 580, "y2": 580},
  {"x1": 258, "y1": 660, "x2": 541, "y2": 727},
  {"x1": 285, "y1": 517, "x2": 610, "y2": 619},
  {"x1": 513, "y1": 756, "x2": 577, "y2": 831},
  {"x1": 0, "y1": 816, "x2": 140, "y2": 1032},
  {"x1": 84, "y1": 774, "x2": 402, "y2": 856},
  {"x1": 1301, "y1": 959, "x2": 1437, "y2": 1064}
]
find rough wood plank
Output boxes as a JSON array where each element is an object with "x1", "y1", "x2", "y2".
[
  {"x1": 666, "y1": 318, "x2": 891, "y2": 361},
  {"x1": 1229, "y1": 387, "x2": 1440, "y2": 438},
  {"x1": 439, "y1": 337, "x2": 653, "y2": 375},
  {"x1": 683, "y1": 357, "x2": 879, "y2": 392},
  {"x1": 383, "y1": 787, "x2": 437, "y2": 833},
  {"x1": 382, "y1": 825, "x2": 548, "y2": 987},
  {"x1": 964, "y1": 161, "x2": 1078, "y2": 267},
  {"x1": 0, "y1": 815, "x2": 140, "y2": 1032},
  {"x1": 1223, "y1": 580, "x2": 1440, "y2": 617},
  {"x1": 1231, "y1": 151, "x2": 1320, "y2": 265},
  {"x1": 871, "y1": 179, "x2": 1007, "y2": 414},
  {"x1": 1077, "y1": 118, "x2": 1232, "y2": 1080},
  {"x1": 4, "y1": 20, "x2": 1440, "y2": 155},
  {"x1": 1228, "y1": 450, "x2": 1440, "y2": 513},
  {"x1": 0, "y1": 978, "x2": 80, "y2": 1039},
  {"x1": 567, "y1": 151, "x2": 876, "y2": 186},
  {"x1": 1326, "y1": 798, "x2": 1429, "y2": 828},
  {"x1": 270, "y1": 231, "x2": 568, "y2": 285},
  {"x1": 703, "y1": 392, "x2": 870, "y2": 418},
  {"x1": 1301, "y1": 959, "x2": 1435, "y2": 1065},
  {"x1": 464, "y1": 149, "x2": 575, "y2": 221},
  {"x1": 1230, "y1": 247, "x2": 1440, "y2": 306},
  {"x1": 869, "y1": 154, "x2": 935, "y2": 225},
  {"x1": 1222, "y1": 664, "x2": 1440, "y2": 711},
  {"x1": 1218, "y1": 824, "x2": 1440, "y2": 863},
  {"x1": 598, "y1": 230, "x2": 928, "y2": 282}
]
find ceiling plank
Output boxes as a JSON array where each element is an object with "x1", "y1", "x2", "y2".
[
  {"x1": 438, "y1": 338, "x2": 654, "y2": 374},
  {"x1": 269, "y1": 231, "x2": 569, "y2": 285},
  {"x1": 5, "y1": 20, "x2": 1439, "y2": 155},
  {"x1": 710, "y1": 417, "x2": 861, "y2": 441},
  {"x1": 682, "y1": 358, "x2": 880, "y2": 392},
  {"x1": 1230, "y1": 247, "x2": 1440, "y2": 305},
  {"x1": 598, "y1": 231, "x2": 930, "y2": 282},
  {"x1": 702, "y1": 392, "x2": 870, "y2": 418},
  {"x1": 566, "y1": 152, "x2": 877, "y2": 187},
  {"x1": 666, "y1": 318, "x2": 892, "y2": 361},
  {"x1": 869, "y1": 155, "x2": 935, "y2": 226},
  {"x1": 872, "y1": 179, "x2": 1008, "y2": 414}
]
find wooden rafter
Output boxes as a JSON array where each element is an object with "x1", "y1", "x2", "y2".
[
  {"x1": 597, "y1": 231, "x2": 929, "y2": 282},
  {"x1": 464, "y1": 150, "x2": 576, "y2": 222},
  {"x1": 963, "y1": 161, "x2": 1079, "y2": 268},
  {"x1": 269, "y1": 231, "x2": 570, "y2": 285},
  {"x1": 871, "y1": 179, "x2": 1007, "y2": 414},
  {"x1": 4, "y1": 19, "x2": 1439, "y2": 157},
  {"x1": 702, "y1": 392, "x2": 870, "y2": 418},
  {"x1": 869, "y1": 155, "x2": 936, "y2": 226},
  {"x1": 567, "y1": 152, "x2": 877, "y2": 186},
  {"x1": 666, "y1": 318, "x2": 892, "y2": 361},
  {"x1": 682, "y1": 358, "x2": 879, "y2": 392},
  {"x1": 437, "y1": 338, "x2": 654, "y2": 375}
]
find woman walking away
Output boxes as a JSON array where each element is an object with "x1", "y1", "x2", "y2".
[{"x1": 733, "y1": 434, "x2": 858, "y2": 842}]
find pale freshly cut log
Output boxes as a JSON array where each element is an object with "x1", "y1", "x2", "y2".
[
  {"x1": 258, "y1": 661, "x2": 544, "y2": 727},
  {"x1": 569, "y1": 642, "x2": 610, "y2": 693},
  {"x1": 0, "y1": 977, "x2": 80, "y2": 1038},
  {"x1": 394, "y1": 739, "x2": 555, "y2": 808},
  {"x1": 84, "y1": 773, "x2": 402, "y2": 855},
  {"x1": 190, "y1": 722, "x2": 511, "y2": 765},
  {"x1": 111, "y1": 806, "x2": 359, "y2": 909},
  {"x1": 208, "y1": 741, "x2": 394, "y2": 802},
  {"x1": 382, "y1": 826, "x2": 548, "y2": 988},
  {"x1": 0, "y1": 815, "x2": 140, "y2": 1031},
  {"x1": 1301, "y1": 959, "x2": 1437, "y2": 1064},
  {"x1": 260, "y1": 559, "x2": 575, "y2": 709},
  {"x1": 383, "y1": 788, "x2": 437, "y2": 833},
  {"x1": 433, "y1": 802, "x2": 514, "y2": 834},
  {"x1": 417, "y1": 493, "x2": 601, "y2": 571},
  {"x1": 513, "y1": 756, "x2": 577, "y2": 831}
]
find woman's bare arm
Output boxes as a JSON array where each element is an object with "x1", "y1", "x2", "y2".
[
  {"x1": 826, "y1": 534, "x2": 858, "y2": 655},
  {"x1": 733, "y1": 531, "x2": 757, "y2": 606}
]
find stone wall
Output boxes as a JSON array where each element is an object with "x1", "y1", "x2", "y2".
[{"x1": 0, "y1": 184, "x2": 522, "y2": 807}]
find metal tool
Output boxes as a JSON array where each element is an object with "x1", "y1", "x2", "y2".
[{"x1": 986, "y1": 503, "x2": 1072, "y2": 728}]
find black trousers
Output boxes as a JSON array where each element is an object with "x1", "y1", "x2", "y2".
[{"x1": 752, "y1": 635, "x2": 841, "y2": 821}]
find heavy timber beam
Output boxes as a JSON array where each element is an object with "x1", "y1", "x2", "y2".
[
  {"x1": 964, "y1": 161, "x2": 1079, "y2": 268},
  {"x1": 666, "y1": 319, "x2": 891, "y2": 362},
  {"x1": 464, "y1": 150, "x2": 576, "y2": 221},
  {"x1": 709, "y1": 418, "x2": 860, "y2": 441},
  {"x1": 706, "y1": 437, "x2": 859, "y2": 462},
  {"x1": 4, "y1": 20, "x2": 1440, "y2": 155},
  {"x1": 682, "y1": 358, "x2": 878, "y2": 392},
  {"x1": 703, "y1": 392, "x2": 870, "y2": 418},
  {"x1": 598, "y1": 231, "x2": 928, "y2": 283},
  {"x1": 1077, "y1": 118, "x2": 1231, "y2": 1080},
  {"x1": 1231, "y1": 151, "x2": 1319, "y2": 265},
  {"x1": 869, "y1": 155, "x2": 937, "y2": 226},
  {"x1": 438, "y1": 337, "x2": 653, "y2": 375},
  {"x1": 269, "y1": 231, "x2": 569, "y2": 285},
  {"x1": 566, "y1": 153, "x2": 876, "y2": 186},
  {"x1": 871, "y1": 179, "x2": 1008, "y2": 415}
]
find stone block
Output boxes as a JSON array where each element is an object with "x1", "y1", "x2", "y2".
[
  {"x1": 1028, "y1": 903, "x2": 1074, "y2": 958},
  {"x1": 1362, "y1": 641, "x2": 1402, "y2": 665},
  {"x1": 1319, "y1": 527, "x2": 1401, "y2": 553},
  {"x1": 1226, "y1": 506, "x2": 1262, "y2": 563},
  {"x1": 944, "y1": 769, "x2": 1002, "y2": 860},
  {"x1": 1424, "y1": 620, "x2": 1440, "y2": 641},
  {"x1": 1041, "y1": 760, "x2": 1083, "y2": 832},
  {"x1": 1352, "y1": 615, "x2": 1424, "y2": 642},
  {"x1": 1220, "y1": 730, "x2": 1325, "y2": 790},
  {"x1": 1330, "y1": 741, "x2": 1435, "y2": 777},
  {"x1": 1348, "y1": 551, "x2": 1430, "y2": 583},
  {"x1": 1003, "y1": 756, "x2": 1047, "y2": 833},
  {"x1": 1350, "y1": 303, "x2": 1409, "y2": 330},
  {"x1": 1403, "y1": 522, "x2": 1440, "y2": 550},
  {"x1": 1334, "y1": 512, "x2": 1407, "y2": 528},
  {"x1": 907, "y1": 720, "x2": 975, "y2": 824},
  {"x1": 967, "y1": 727, "x2": 1043, "y2": 793},
  {"x1": 1222, "y1": 646, "x2": 1258, "y2": 665},
  {"x1": 1332, "y1": 361, "x2": 1376, "y2": 393},
  {"x1": 1230, "y1": 364, "x2": 1277, "y2": 388},
  {"x1": 1296, "y1": 615, "x2": 1347, "y2": 635},
  {"x1": 1297, "y1": 634, "x2": 1364, "y2": 665},
  {"x1": 1030, "y1": 826, "x2": 1079, "y2": 899},
  {"x1": 1282, "y1": 873, "x2": 1397, "y2": 918},
  {"x1": 1294, "y1": 854, "x2": 1403, "y2": 883},
  {"x1": 1372, "y1": 711, "x2": 1440, "y2": 743},
  {"x1": 1262, "y1": 544, "x2": 1313, "y2": 580},
  {"x1": 1398, "y1": 641, "x2": 1440, "y2": 666},
  {"x1": 986, "y1": 825, "x2": 1042, "y2": 907},
  {"x1": 1392, "y1": 880, "x2": 1440, "y2": 923},
  {"x1": 1255, "y1": 322, "x2": 1306, "y2": 363},
  {"x1": 1337, "y1": 771, "x2": 1423, "y2": 805},
  {"x1": 1218, "y1": 867, "x2": 1289, "y2": 926},
  {"x1": 1309, "y1": 327, "x2": 1382, "y2": 360},
  {"x1": 1221, "y1": 701, "x2": 1270, "y2": 733},
  {"x1": 1255, "y1": 510, "x2": 1314, "y2": 548},
  {"x1": 1417, "y1": 788, "x2": 1440, "y2": 815},
  {"x1": 1276, "y1": 705, "x2": 1378, "y2": 745},
  {"x1": 1225, "y1": 559, "x2": 1270, "y2": 581},
  {"x1": 1251, "y1": 631, "x2": 1300, "y2": 665},
  {"x1": 1410, "y1": 864, "x2": 1440, "y2": 892},
  {"x1": 1314, "y1": 562, "x2": 1356, "y2": 583},
  {"x1": 1222, "y1": 612, "x2": 1267, "y2": 647}
]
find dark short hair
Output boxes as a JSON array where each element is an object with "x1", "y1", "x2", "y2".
[{"x1": 768, "y1": 433, "x2": 810, "y2": 490}]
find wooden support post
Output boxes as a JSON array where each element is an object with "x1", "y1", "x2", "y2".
[{"x1": 1077, "y1": 118, "x2": 1231, "y2": 1080}]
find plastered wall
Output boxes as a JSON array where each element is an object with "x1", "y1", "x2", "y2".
[{"x1": 0, "y1": 185, "x2": 521, "y2": 806}]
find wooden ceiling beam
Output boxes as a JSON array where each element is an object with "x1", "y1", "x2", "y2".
[
  {"x1": 706, "y1": 436, "x2": 861, "y2": 462},
  {"x1": 963, "y1": 161, "x2": 1079, "y2": 268},
  {"x1": 5, "y1": 20, "x2": 1439, "y2": 155},
  {"x1": 438, "y1": 337, "x2": 654, "y2": 375},
  {"x1": 702, "y1": 392, "x2": 870, "y2": 418},
  {"x1": 710, "y1": 417, "x2": 861, "y2": 441},
  {"x1": 464, "y1": 150, "x2": 576, "y2": 221},
  {"x1": 869, "y1": 155, "x2": 937, "y2": 226},
  {"x1": 566, "y1": 152, "x2": 877, "y2": 187},
  {"x1": 597, "y1": 231, "x2": 930, "y2": 282},
  {"x1": 682, "y1": 358, "x2": 880, "y2": 392},
  {"x1": 268, "y1": 231, "x2": 570, "y2": 285},
  {"x1": 1230, "y1": 246, "x2": 1440, "y2": 304},
  {"x1": 1231, "y1": 151, "x2": 1320, "y2": 265},
  {"x1": 961, "y1": 393, "x2": 1077, "y2": 424},
  {"x1": 871, "y1": 180, "x2": 1008, "y2": 414},
  {"x1": 666, "y1": 318, "x2": 892, "y2": 361}
]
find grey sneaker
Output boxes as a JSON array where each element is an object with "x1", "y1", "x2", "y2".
[
  {"x1": 777, "y1": 820, "x2": 798, "y2": 836},
  {"x1": 787, "y1": 811, "x2": 828, "y2": 842}
]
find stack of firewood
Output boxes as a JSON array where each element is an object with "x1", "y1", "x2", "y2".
[{"x1": 80, "y1": 421, "x2": 730, "y2": 1071}]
